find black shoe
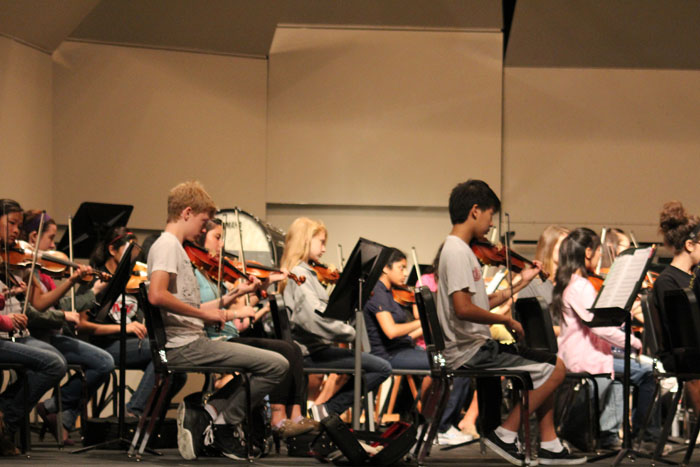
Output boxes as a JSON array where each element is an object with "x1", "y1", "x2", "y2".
[
  {"x1": 204, "y1": 423, "x2": 249, "y2": 460},
  {"x1": 483, "y1": 431, "x2": 533, "y2": 466},
  {"x1": 176, "y1": 398, "x2": 211, "y2": 460},
  {"x1": 538, "y1": 445, "x2": 587, "y2": 465}
]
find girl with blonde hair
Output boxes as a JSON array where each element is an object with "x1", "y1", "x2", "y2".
[{"x1": 281, "y1": 217, "x2": 391, "y2": 420}]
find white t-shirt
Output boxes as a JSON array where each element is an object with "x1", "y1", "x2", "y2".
[
  {"x1": 147, "y1": 232, "x2": 204, "y2": 348},
  {"x1": 437, "y1": 235, "x2": 491, "y2": 368}
]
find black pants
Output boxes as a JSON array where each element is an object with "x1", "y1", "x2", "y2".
[{"x1": 230, "y1": 337, "x2": 304, "y2": 406}]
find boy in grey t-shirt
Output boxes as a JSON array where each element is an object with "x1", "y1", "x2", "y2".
[
  {"x1": 147, "y1": 181, "x2": 288, "y2": 460},
  {"x1": 436, "y1": 180, "x2": 585, "y2": 465}
]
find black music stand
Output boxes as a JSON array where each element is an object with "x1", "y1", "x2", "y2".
[
  {"x1": 56, "y1": 202, "x2": 133, "y2": 258},
  {"x1": 73, "y1": 242, "x2": 142, "y2": 454},
  {"x1": 583, "y1": 246, "x2": 656, "y2": 465},
  {"x1": 324, "y1": 238, "x2": 391, "y2": 430}
]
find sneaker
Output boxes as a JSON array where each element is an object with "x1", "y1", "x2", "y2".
[
  {"x1": 538, "y1": 444, "x2": 587, "y2": 465},
  {"x1": 484, "y1": 430, "x2": 533, "y2": 466},
  {"x1": 176, "y1": 398, "x2": 211, "y2": 460},
  {"x1": 436, "y1": 425, "x2": 474, "y2": 446},
  {"x1": 204, "y1": 423, "x2": 248, "y2": 460},
  {"x1": 308, "y1": 403, "x2": 329, "y2": 422}
]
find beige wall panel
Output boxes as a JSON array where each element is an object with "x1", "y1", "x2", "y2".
[
  {"x1": 0, "y1": 37, "x2": 53, "y2": 211},
  {"x1": 267, "y1": 205, "x2": 452, "y2": 271},
  {"x1": 267, "y1": 27, "x2": 503, "y2": 206},
  {"x1": 52, "y1": 42, "x2": 267, "y2": 229},
  {"x1": 503, "y1": 67, "x2": 700, "y2": 242}
]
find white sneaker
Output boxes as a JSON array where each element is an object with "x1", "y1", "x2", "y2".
[{"x1": 437, "y1": 425, "x2": 474, "y2": 445}]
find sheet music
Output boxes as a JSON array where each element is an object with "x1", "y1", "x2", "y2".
[{"x1": 594, "y1": 247, "x2": 652, "y2": 309}]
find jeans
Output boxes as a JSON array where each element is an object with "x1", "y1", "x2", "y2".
[
  {"x1": 305, "y1": 347, "x2": 391, "y2": 415},
  {"x1": 24, "y1": 335, "x2": 114, "y2": 429},
  {"x1": 387, "y1": 347, "x2": 430, "y2": 371},
  {"x1": 0, "y1": 338, "x2": 66, "y2": 432},
  {"x1": 102, "y1": 337, "x2": 186, "y2": 415},
  {"x1": 613, "y1": 355, "x2": 659, "y2": 439},
  {"x1": 166, "y1": 337, "x2": 288, "y2": 425},
  {"x1": 595, "y1": 376, "x2": 623, "y2": 437}
]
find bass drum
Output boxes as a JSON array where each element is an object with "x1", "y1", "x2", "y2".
[{"x1": 216, "y1": 209, "x2": 285, "y2": 268}]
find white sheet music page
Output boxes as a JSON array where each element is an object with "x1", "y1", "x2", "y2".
[{"x1": 595, "y1": 247, "x2": 653, "y2": 309}]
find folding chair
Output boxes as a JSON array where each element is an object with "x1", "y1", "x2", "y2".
[
  {"x1": 128, "y1": 282, "x2": 253, "y2": 460},
  {"x1": 413, "y1": 286, "x2": 534, "y2": 466}
]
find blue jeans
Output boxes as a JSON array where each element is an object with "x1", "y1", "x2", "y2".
[
  {"x1": 24, "y1": 335, "x2": 114, "y2": 429},
  {"x1": 613, "y1": 355, "x2": 658, "y2": 439},
  {"x1": 102, "y1": 337, "x2": 186, "y2": 415},
  {"x1": 0, "y1": 338, "x2": 66, "y2": 432},
  {"x1": 387, "y1": 347, "x2": 429, "y2": 371},
  {"x1": 595, "y1": 376, "x2": 623, "y2": 437},
  {"x1": 305, "y1": 347, "x2": 391, "y2": 415}
]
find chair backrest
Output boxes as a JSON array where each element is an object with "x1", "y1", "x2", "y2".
[
  {"x1": 414, "y1": 286, "x2": 446, "y2": 372},
  {"x1": 514, "y1": 296, "x2": 558, "y2": 353},
  {"x1": 640, "y1": 291, "x2": 667, "y2": 357},
  {"x1": 662, "y1": 288, "x2": 700, "y2": 352},
  {"x1": 138, "y1": 282, "x2": 170, "y2": 373},
  {"x1": 268, "y1": 294, "x2": 293, "y2": 343}
]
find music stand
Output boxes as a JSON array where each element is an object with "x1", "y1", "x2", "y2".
[
  {"x1": 56, "y1": 202, "x2": 133, "y2": 258},
  {"x1": 73, "y1": 242, "x2": 138, "y2": 453},
  {"x1": 583, "y1": 246, "x2": 657, "y2": 465},
  {"x1": 324, "y1": 238, "x2": 391, "y2": 430},
  {"x1": 406, "y1": 264, "x2": 432, "y2": 287}
]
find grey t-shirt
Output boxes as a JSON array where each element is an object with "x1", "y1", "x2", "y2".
[
  {"x1": 437, "y1": 235, "x2": 491, "y2": 368},
  {"x1": 147, "y1": 232, "x2": 205, "y2": 348}
]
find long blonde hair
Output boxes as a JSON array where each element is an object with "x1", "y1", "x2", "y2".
[
  {"x1": 280, "y1": 217, "x2": 327, "y2": 292},
  {"x1": 534, "y1": 225, "x2": 569, "y2": 278}
]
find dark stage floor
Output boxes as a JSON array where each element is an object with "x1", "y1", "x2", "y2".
[{"x1": 3, "y1": 434, "x2": 699, "y2": 466}]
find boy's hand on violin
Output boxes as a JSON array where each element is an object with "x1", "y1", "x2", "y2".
[
  {"x1": 236, "y1": 306, "x2": 256, "y2": 320},
  {"x1": 70, "y1": 264, "x2": 93, "y2": 283},
  {"x1": 238, "y1": 277, "x2": 261, "y2": 295},
  {"x1": 10, "y1": 313, "x2": 28, "y2": 331},
  {"x1": 11, "y1": 282, "x2": 27, "y2": 296},
  {"x1": 126, "y1": 321, "x2": 148, "y2": 339},
  {"x1": 519, "y1": 260, "x2": 543, "y2": 283},
  {"x1": 505, "y1": 317, "x2": 524, "y2": 341}
]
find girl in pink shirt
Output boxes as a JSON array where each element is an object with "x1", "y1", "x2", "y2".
[{"x1": 552, "y1": 228, "x2": 642, "y2": 449}]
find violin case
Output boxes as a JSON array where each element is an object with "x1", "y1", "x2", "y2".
[{"x1": 311, "y1": 414, "x2": 417, "y2": 466}]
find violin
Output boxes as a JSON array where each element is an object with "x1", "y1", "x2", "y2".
[
  {"x1": 1, "y1": 240, "x2": 111, "y2": 282},
  {"x1": 184, "y1": 241, "x2": 250, "y2": 284},
  {"x1": 470, "y1": 237, "x2": 549, "y2": 281},
  {"x1": 309, "y1": 260, "x2": 340, "y2": 285},
  {"x1": 391, "y1": 284, "x2": 416, "y2": 307},
  {"x1": 227, "y1": 258, "x2": 305, "y2": 286},
  {"x1": 587, "y1": 271, "x2": 605, "y2": 292},
  {"x1": 125, "y1": 261, "x2": 148, "y2": 294}
]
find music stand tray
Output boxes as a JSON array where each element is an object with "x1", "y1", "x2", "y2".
[{"x1": 321, "y1": 238, "x2": 391, "y2": 430}]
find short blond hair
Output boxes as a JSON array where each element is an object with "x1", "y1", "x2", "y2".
[{"x1": 167, "y1": 180, "x2": 217, "y2": 222}]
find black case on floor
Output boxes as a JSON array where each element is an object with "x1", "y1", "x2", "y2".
[{"x1": 320, "y1": 414, "x2": 417, "y2": 466}]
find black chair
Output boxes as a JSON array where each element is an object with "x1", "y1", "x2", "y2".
[
  {"x1": 0, "y1": 363, "x2": 30, "y2": 454},
  {"x1": 128, "y1": 282, "x2": 253, "y2": 460},
  {"x1": 655, "y1": 288, "x2": 700, "y2": 466},
  {"x1": 412, "y1": 286, "x2": 534, "y2": 466},
  {"x1": 514, "y1": 296, "x2": 608, "y2": 453}
]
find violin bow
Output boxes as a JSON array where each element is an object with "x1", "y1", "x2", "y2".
[
  {"x1": 2, "y1": 201, "x2": 9, "y2": 296},
  {"x1": 21, "y1": 211, "x2": 46, "y2": 317},
  {"x1": 235, "y1": 208, "x2": 251, "y2": 305},
  {"x1": 411, "y1": 247, "x2": 423, "y2": 287},
  {"x1": 596, "y1": 227, "x2": 607, "y2": 276},
  {"x1": 216, "y1": 221, "x2": 224, "y2": 303},
  {"x1": 68, "y1": 216, "x2": 76, "y2": 313}
]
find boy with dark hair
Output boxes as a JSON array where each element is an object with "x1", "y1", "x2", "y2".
[
  {"x1": 147, "y1": 181, "x2": 288, "y2": 460},
  {"x1": 437, "y1": 180, "x2": 585, "y2": 465}
]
